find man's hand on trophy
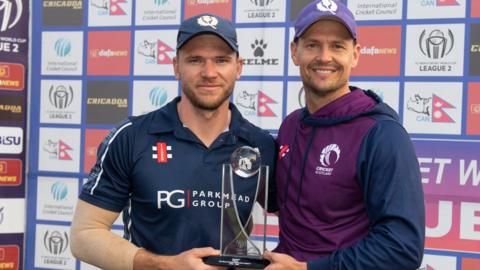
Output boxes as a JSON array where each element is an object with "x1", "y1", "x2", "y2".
[
  {"x1": 263, "y1": 251, "x2": 307, "y2": 270},
  {"x1": 170, "y1": 247, "x2": 228, "y2": 270}
]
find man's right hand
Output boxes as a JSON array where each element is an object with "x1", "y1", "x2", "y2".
[{"x1": 134, "y1": 247, "x2": 227, "y2": 270}]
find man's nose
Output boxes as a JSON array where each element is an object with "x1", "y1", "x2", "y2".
[
  {"x1": 201, "y1": 60, "x2": 217, "y2": 78},
  {"x1": 315, "y1": 46, "x2": 333, "y2": 63}
]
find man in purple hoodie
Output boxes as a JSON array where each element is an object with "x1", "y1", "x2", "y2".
[{"x1": 264, "y1": 0, "x2": 425, "y2": 269}]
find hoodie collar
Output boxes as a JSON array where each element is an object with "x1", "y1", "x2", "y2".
[{"x1": 301, "y1": 87, "x2": 394, "y2": 127}]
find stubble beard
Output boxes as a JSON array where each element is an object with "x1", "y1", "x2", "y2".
[
  {"x1": 302, "y1": 66, "x2": 349, "y2": 98},
  {"x1": 182, "y1": 83, "x2": 234, "y2": 111}
]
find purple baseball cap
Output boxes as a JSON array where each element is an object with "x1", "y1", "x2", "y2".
[
  {"x1": 176, "y1": 13, "x2": 238, "y2": 52},
  {"x1": 294, "y1": 0, "x2": 357, "y2": 41}
]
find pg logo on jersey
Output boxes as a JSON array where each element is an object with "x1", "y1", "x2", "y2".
[{"x1": 152, "y1": 142, "x2": 172, "y2": 163}]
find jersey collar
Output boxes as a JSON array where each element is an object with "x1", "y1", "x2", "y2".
[{"x1": 148, "y1": 97, "x2": 257, "y2": 145}]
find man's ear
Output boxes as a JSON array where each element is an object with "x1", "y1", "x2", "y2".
[
  {"x1": 173, "y1": 56, "x2": 180, "y2": 80},
  {"x1": 290, "y1": 41, "x2": 299, "y2": 66},
  {"x1": 351, "y1": 42, "x2": 361, "y2": 68},
  {"x1": 236, "y1": 56, "x2": 243, "y2": 80}
]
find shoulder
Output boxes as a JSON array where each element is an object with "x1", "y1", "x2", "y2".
[
  {"x1": 240, "y1": 119, "x2": 275, "y2": 147},
  {"x1": 365, "y1": 118, "x2": 410, "y2": 147},
  {"x1": 283, "y1": 108, "x2": 303, "y2": 125}
]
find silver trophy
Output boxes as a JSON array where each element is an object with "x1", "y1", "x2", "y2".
[{"x1": 203, "y1": 146, "x2": 270, "y2": 268}]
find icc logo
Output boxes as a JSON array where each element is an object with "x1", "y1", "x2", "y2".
[
  {"x1": 54, "y1": 38, "x2": 72, "y2": 57},
  {"x1": 149, "y1": 87, "x2": 168, "y2": 107},
  {"x1": 44, "y1": 231, "x2": 69, "y2": 255},
  {"x1": 419, "y1": 29, "x2": 454, "y2": 59},
  {"x1": 49, "y1": 85, "x2": 74, "y2": 109},
  {"x1": 154, "y1": 0, "x2": 169, "y2": 5},
  {"x1": 0, "y1": 0, "x2": 23, "y2": 32},
  {"x1": 51, "y1": 182, "x2": 68, "y2": 201},
  {"x1": 250, "y1": 0, "x2": 274, "y2": 6}
]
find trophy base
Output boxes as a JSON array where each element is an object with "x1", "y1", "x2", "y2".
[{"x1": 203, "y1": 255, "x2": 270, "y2": 269}]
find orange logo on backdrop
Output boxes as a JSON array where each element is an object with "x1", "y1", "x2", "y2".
[
  {"x1": 84, "y1": 129, "x2": 110, "y2": 173},
  {"x1": 467, "y1": 83, "x2": 480, "y2": 135},
  {"x1": 351, "y1": 25, "x2": 401, "y2": 76},
  {"x1": 184, "y1": 0, "x2": 232, "y2": 20},
  {"x1": 0, "y1": 159, "x2": 22, "y2": 186},
  {"x1": 0, "y1": 62, "x2": 24, "y2": 91},
  {"x1": 0, "y1": 245, "x2": 19, "y2": 270},
  {"x1": 87, "y1": 31, "x2": 131, "y2": 76}
]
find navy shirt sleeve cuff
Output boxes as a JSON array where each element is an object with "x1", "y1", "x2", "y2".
[{"x1": 307, "y1": 256, "x2": 331, "y2": 270}]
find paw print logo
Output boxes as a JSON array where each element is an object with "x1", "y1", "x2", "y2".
[{"x1": 251, "y1": 39, "x2": 267, "y2": 57}]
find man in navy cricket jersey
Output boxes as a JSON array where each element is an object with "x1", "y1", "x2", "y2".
[
  {"x1": 70, "y1": 14, "x2": 276, "y2": 270},
  {"x1": 264, "y1": 1, "x2": 425, "y2": 269}
]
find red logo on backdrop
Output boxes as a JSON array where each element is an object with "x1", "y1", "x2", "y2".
[
  {"x1": 258, "y1": 91, "x2": 276, "y2": 117},
  {"x1": 0, "y1": 159, "x2": 22, "y2": 186},
  {"x1": 110, "y1": 0, "x2": 127, "y2": 15},
  {"x1": 84, "y1": 129, "x2": 110, "y2": 173},
  {"x1": 432, "y1": 94, "x2": 455, "y2": 123},
  {"x1": 87, "y1": 31, "x2": 131, "y2": 75},
  {"x1": 473, "y1": 0, "x2": 480, "y2": 17},
  {"x1": 0, "y1": 245, "x2": 19, "y2": 270},
  {"x1": 351, "y1": 26, "x2": 401, "y2": 76},
  {"x1": 157, "y1": 40, "x2": 174, "y2": 64},
  {"x1": 467, "y1": 83, "x2": 480, "y2": 135},
  {"x1": 184, "y1": 0, "x2": 232, "y2": 20},
  {"x1": 436, "y1": 0, "x2": 459, "y2": 6},
  {"x1": 462, "y1": 258, "x2": 480, "y2": 270},
  {"x1": 58, "y1": 140, "x2": 73, "y2": 160},
  {"x1": 0, "y1": 62, "x2": 24, "y2": 91}
]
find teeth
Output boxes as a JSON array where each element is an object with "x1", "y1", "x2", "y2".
[{"x1": 314, "y1": 70, "x2": 334, "y2": 74}]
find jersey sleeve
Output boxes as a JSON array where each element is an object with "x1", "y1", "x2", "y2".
[
  {"x1": 307, "y1": 120, "x2": 425, "y2": 270},
  {"x1": 79, "y1": 119, "x2": 134, "y2": 212}
]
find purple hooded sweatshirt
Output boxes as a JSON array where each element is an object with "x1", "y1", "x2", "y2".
[{"x1": 273, "y1": 88, "x2": 425, "y2": 270}]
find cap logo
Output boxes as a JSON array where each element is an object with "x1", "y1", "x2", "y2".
[
  {"x1": 317, "y1": 0, "x2": 338, "y2": 14},
  {"x1": 197, "y1": 15, "x2": 218, "y2": 29}
]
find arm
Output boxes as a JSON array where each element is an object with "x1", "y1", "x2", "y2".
[
  {"x1": 70, "y1": 200, "x2": 222, "y2": 270},
  {"x1": 70, "y1": 200, "x2": 140, "y2": 270}
]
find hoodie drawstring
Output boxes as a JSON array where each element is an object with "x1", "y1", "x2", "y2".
[
  {"x1": 282, "y1": 120, "x2": 318, "y2": 207},
  {"x1": 296, "y1": 126, "x2": 317, "y2": 204},
  {"x1": 282, "y1": 121, "x2": 300, "y2": 209}
]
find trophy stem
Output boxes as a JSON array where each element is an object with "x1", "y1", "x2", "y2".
[{"x1": 222, "y1": 165, "x2": 261, "y2": 256}]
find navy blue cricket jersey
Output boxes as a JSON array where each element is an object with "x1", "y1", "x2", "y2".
[{"x1": 80, "y1": 97, "x2": 277, "y2": 255}]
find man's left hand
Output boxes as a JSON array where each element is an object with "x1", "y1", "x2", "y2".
[{"x1": 263, "y1": 251, "x2": 307, "y2": 270}]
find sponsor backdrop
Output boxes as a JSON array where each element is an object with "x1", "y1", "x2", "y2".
[
  {"x1": 0, "y1": 0, "x2": 29, "y2": 269},
  {"x1": 26, "y1": 0, "x2": 479, "y2": 269}
]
